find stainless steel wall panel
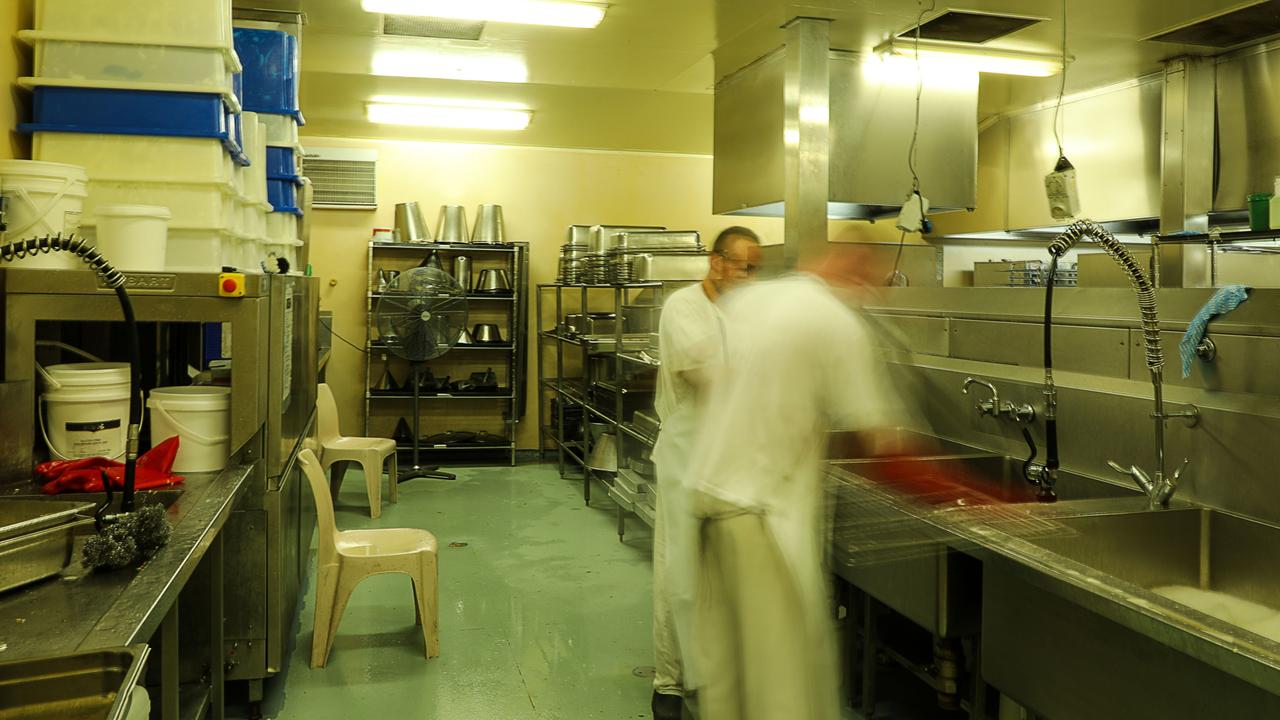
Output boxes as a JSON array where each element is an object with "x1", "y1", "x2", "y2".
[
  {"x1": 1215, "y1": 43, "x2": 1280, "y2": 212},
  {"x1": 949, "y1": 319, "x2": 1131, "y2": 377},
  {"x1": 1006, "y1": 77, "x2": 1163, "y2": 230},
  {"x1": 1129, "y1": 330, "x2": 1280, "y2": 396},
  {"x1": 870, "y1": 314, "x2": 950, "y2": 357}
]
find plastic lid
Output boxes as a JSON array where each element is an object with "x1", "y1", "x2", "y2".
[
  {"x1": 1248, "y1": 193, "x2": 1274, "y2": 201},
  {"x1": 94, "y1": 204, "x2": 172, "y2": 220},
  {"x1": 0, "y1": 159, "x2": 88, "y2": 182}
]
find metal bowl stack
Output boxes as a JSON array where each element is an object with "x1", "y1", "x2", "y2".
[{"x1": 557, "y1": 226, "x2": 591, "y2": 284}]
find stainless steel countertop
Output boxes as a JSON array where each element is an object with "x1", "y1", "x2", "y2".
[
  {"x1": 827, "y1": 461, "x2": 1280, "y2": 698},
  {"x1": 0, "y1": 464, "x2": 252, "y2": 662}
]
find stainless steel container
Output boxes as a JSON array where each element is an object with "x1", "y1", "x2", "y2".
[
  {"x1": 394, "y1": 201, "x2": 430, "y2": 243},
  {"x1": 616, "y1": 230, "x2": 703, "y2": 252},
  {"x1": 0, "y1": 645, "x2": 150, "y2": 720},
  {"x1": 0, "y1": 499, "x2": 95, "y2": 593},
  {"x1": 436, "y1": 205, "x2": 469, "y2": 243},
  {"x1": 630, "y1": 252, "x2": 708, "y2": 282},
  {"x1": 452, "y1": 256, "x2": 472, "y2": 289},
  {"x1": 471, "y1": 204, "x2": 505, "y2": 244},
  {"x1": 589, "y1": 225, "x2": 665, "y2": 254},
  {"x1": 475, "y1": 268, "x2": 512, "y2": 294},
  {"x1": 473, "y1": 323, "x2": 504, "y2": 344},
  {"x1": 567, "y1": 224, "x2": 593, "y2": 247}
]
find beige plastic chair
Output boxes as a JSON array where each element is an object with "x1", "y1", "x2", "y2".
[
  {"x1": 298, "y1": 448, "x2": 440, "y2": 668},
  {"x1": 317, "y1": 383, "x2": 397, "y2": 518}
]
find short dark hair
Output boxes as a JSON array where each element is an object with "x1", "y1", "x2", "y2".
[{"x1": 712, "y1": 226, "x2": 761, "y2": 254}]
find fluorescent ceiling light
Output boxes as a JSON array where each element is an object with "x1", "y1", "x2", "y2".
[
  {"x1": 875, "y1": 38, "x2": 1066, "y2": 77},
  {"x1": 367, "y1": 97, "x2": 532, "y2": 130},
  {"x1": 361, "y1": 0, "x2": 606, "y2": 28},
  {"x1": 371, "y1": 44, "x2": 528, "y2": 83}
]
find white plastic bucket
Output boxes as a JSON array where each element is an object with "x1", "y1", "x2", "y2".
[
  {"x1": 0, "y1": 159, "x2": 89, "y2": 270},
  {"x1": 41, "y1": 362, "x2": 131, "y2": 459},
  {"x1": 93, "y1": 204, "x2": 170, "y2": 272},
  {"x1": 147, "y1": 385, "x2": 230, "y2": 473}
]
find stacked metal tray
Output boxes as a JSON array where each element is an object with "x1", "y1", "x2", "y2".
[{"x1": 0, "y1": 499, "x2": 96, "y2": 594}]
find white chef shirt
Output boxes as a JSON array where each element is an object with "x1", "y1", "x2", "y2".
[
  {"x1": 652, "y1": 282, "x2": 724, "y2": 470},
  {"x1": 687, "y1": 273, "x2": 901, "y2": 514}
]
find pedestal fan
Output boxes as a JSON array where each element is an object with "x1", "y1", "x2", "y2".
[{"x1": 375, "y1": 266, "x2": 469, "y2": 481}]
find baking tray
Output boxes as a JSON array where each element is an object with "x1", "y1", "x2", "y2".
[{"x1": 0, "y1": 645, "x2": 149, "y2": 720}]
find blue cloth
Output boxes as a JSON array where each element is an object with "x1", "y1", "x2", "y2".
[{"x1": 1180, "y1": 285, "x2": 1250, "y2": 378}]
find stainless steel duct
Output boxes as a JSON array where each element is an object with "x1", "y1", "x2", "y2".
[{"x1": 713, "y1": 39, "x2": 978, "y2": 225}]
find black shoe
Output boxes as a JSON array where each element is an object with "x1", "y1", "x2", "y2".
[{"x1": 652, "y1": 691, "x2": 683, "y2": 720}]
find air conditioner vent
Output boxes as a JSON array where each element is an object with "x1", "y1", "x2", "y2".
[
  {"x1": 1147, "y1": 0, "x2": 1280, "y2": 48},
  {"x1": 383, "y1": 14, "x2": 485, "y2": 40},
  {"x1": 898, "y1": 10, "x2": 1042, "y2": 44},
  {"x1": 302, "y1": 148, "x2": 377, "y2": 210}
]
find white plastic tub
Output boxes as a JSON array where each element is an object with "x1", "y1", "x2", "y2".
[
  {"x1": 0, "y1": 159, "x2": 89, "y2": 270},
  {"x1": 260, "y1": 113, "x2": 299, "y2": 147},
  {"x1": 34, "y1": 132, "x2": 239, "y2": 186},
  {"x1": 165, "y1": 227, "x2": 228, "y2": 272},
  {"x1": 148, "y1": 385, "x2": 230, "y2": 473},
  {"x1": 35, "y1": 0, "x2": 234, "y2": 54},
  {"x1": 92, "y1": 204, "x2": 170, "y2": 272},
  {"x1": 85, "y1": 179, "x2": 237, "y2": 231},
  {"x1": 41, "y1": 362, "x2": 131, "y2": 459},
  {"x1": 23, "y1": 32, "x2": 239, "y2": 93},
  {"x1": 266, "y1": 211, "x2": 298, "y2": 244}
]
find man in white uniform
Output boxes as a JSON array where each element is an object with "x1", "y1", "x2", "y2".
[
  {"x1": 650, "y1": 227, "x2": 763, "y2": 720},
  {"x1": 688, "y1": 245, "x2": 903, "y2": 720}
]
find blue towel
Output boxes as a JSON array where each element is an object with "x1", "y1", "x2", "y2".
[{"x1": 1180, "y1": 285, "x2": 1250, "y2": 378}]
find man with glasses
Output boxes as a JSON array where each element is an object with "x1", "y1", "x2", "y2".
[{"x1": 650, "y1": 227, "x2": 763, "y2": 720}]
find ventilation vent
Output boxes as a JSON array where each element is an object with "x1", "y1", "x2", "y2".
[
  {"x1": 898, "y1": 10, "x2": 1042, "y2": 44},
  {"x1": 302, "y1": 148, "x2": 377, "y2": 210},
  {"x1": 1147, "y1": 0, "x2": 1280, "y2": 48},
  {"x1": 383, "y1": 14, "x2": 485, "y2": 40}
]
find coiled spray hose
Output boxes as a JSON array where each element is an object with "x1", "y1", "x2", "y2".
[
  {"x1": 0, "y1": 234, "x2": 142, "y2": 513},
  {"x1": 1042, "y1": 219, "x2": 1163, "y2": 490}
]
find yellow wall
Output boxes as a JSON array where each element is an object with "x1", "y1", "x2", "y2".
[
  {"x1": 303, "y1": 135, "x2": 909, "y2": 451},
  {"x1": 1, "y1": 0, "x2": 31, "y2": 159}
]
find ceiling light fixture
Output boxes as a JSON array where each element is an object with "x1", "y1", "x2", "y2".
[
  {"x1": 361, "y1": 0, "x2": 606, "y2": 29},
  {"x1": 366, "y1": 97, "x2": 533, "y2": 130},
  {"x1": 875, "y1": 37, "x2": 1067, "y2": 77},
  {"x1": 371, "y1": 44, "x2": 529, "y2": 83}
]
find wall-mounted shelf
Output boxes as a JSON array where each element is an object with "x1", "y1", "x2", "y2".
[
  {"x1": 1153, "y1": 229, "x2": 1280, "y2": 245},
  {"x1": 371, "y1": 241, "x2": 520, "y2": 253}
]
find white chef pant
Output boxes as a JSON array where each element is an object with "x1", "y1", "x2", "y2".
[{"x1": 653, "y1": 465, "x2": 698, "y2": 697}]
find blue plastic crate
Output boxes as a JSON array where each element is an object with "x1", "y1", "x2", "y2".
[
  {"x1": 268, "y1": 178, "x2": 303, "y2": 215},
  {"x1": 22, "y1": 86, "x2": 235, "y2": 140},
  {"x1": 234, "y1": 28, "x2": 300, "y2": 118},
  {"x1": 265, "y1": 146, "x2": 299, "y2": 181}
]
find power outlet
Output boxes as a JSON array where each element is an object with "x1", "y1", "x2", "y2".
[{"x1": 1044, "y1": 156, "x2": 1080, "y2": 220}]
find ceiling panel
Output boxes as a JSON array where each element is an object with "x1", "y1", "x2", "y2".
[{"x1": 291, "y1": 0, "x2": 1265, "y2": 152}]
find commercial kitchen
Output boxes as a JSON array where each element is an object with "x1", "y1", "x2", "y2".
[{"x1": 2, "y1": 0, "x2": 1280, "y2": 719}]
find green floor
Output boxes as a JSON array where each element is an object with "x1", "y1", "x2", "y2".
[{"x1": 275, "y1": 462, "x2": 657, "y2": 720}]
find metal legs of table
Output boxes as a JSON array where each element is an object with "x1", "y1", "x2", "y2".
[
  {"x1": 861, "y1": 593, "x2": 878, "y2": 718},
  {"x1": 209, "y1": 533, "x2": 225, "y2": 720},
  {"x1": 161, "y1": 605, "x2": 180, "y2": 720},
  {"x1": 616, "y1": 503, "x2": 626, "y2": 541}
]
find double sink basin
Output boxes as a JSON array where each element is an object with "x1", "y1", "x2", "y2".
[{"x1": 829, "y1": 429, "x2": 1280, "y2": 709}]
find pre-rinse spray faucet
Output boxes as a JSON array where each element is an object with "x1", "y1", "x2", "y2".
[{"x1": 1043, "y1": 219, "x2": 1198, "y2": 509}]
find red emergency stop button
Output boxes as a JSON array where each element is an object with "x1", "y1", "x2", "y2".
[{"x1": 218, "y1": 272, "x2": 246, "y2": 297}]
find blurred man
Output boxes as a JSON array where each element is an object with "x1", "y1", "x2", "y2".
[
  {"x1": 650, "y1": 227, "x2": 763, "y2": 720},
  {"x1": 687, "y1": 245, "x2": 902, "y2": 720}
]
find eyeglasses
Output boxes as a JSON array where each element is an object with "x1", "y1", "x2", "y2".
[{"x1": 716, "y1": 251, "x2": 760, "y2": 274}]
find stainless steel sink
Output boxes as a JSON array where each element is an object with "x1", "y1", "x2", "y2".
[
  {"x1": 833, "y1": 455, "x2": 1138, "y2": 504},
  {"x1": 1020, "y1": 508, "x2": 1280, "y2": 613},
  {"x1": 830, "y1": 453, "x2": 1138, "y2": 638},
  {"x1": 828, "y1": 427, "x2": 984, "y2": 460},
  {"x1": 981, "y1": 508, "x2": 1280, "y2": 719},
  {"x1": 0, "y1": 645, "x2": 149, "y2": 720}
]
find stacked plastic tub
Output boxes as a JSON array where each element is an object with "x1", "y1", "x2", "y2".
[
  {"x1": 19, "y1": 0, "x2": 258, "y2": 273},
  {"x1": 234, "y1": 27, "x2": 305, "y2": 272}
]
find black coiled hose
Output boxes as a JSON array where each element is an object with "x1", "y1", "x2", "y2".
[{"x1": 0, "y1": 234, "x2": 140, "y2": 511}]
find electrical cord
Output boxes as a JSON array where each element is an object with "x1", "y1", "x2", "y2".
[
  {"x1": 320, "y1": 317, "x2": 372, "y2": 355},
  {"x1": 890, "y1": 0, "x2": 936, "y2": 287},
  {"x1": 1052, "y1": 0, "x2": 1069, "y2": 159}
]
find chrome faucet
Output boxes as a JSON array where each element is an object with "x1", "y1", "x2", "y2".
[
  {"x1": 962, "y1": 377, "x2": 1036, "y2": 423},
  {"x1": 1044, "y1": 220, "x2": 1198, "y2": 509}
]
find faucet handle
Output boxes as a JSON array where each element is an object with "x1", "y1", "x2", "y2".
[
  {"x1": 1171, "y1": 458, "x2": 1190, "y2": 484},
  {"x1": 1108, "y1": 460, "x2": 1156, "y2": 496}
]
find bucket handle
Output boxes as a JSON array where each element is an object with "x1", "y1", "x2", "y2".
[
  {"x1": 150, "y1": 398, "x2": 229, "y2": 446},
  {"x1": 34, "y1": 341, "x2": 106, "y2": 391},
  {"x1": 1, "y1": 173, "x2": 79, "y2": 239}
]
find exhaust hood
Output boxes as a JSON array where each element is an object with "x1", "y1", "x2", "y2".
[{"x1": 713, "y1": 48, "x2": 978, "y2": 220}]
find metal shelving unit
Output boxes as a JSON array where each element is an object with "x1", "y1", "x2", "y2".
[
  {"x1": 536, "y1": 281, "x2": 691, "y2": 538},
  {"x1": 365, "y1": 241, "x2": 529, "y2": 466}
]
